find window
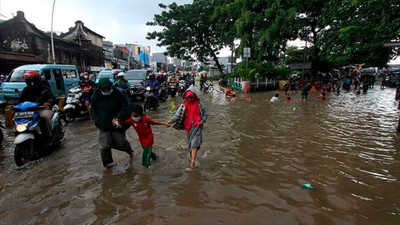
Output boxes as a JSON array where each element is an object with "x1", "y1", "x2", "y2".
[
  {"x1": 43, "y1": 70, "x2": 51, "y2": 80},
  {"x1": 62, "y1": 52, "x2": 70, "y2": 60},
  {"x1": 62, "y1": 69, "x2": 77, "y2": 78},
  {"x1": 53, "y1": 69, "x2": 63, "y2": 89},
  {"x1": 9, "y1": 70, "x2": 27, "y2": 82}
]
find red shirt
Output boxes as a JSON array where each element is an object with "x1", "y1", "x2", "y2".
[{"x1": 123, "y1": 115, "x2": 157, "y2": 147}]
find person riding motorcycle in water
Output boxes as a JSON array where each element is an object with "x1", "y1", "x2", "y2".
[
  {"x1": 167, "y1": 72, "x2": 179, "y2": 84},
  {"x1": 114, "y1": 72, "x2": 132, "y2": 101},
  {"x1": 157, "y1": 71, "x2": 166, "y2": 85},
  {"x1": 19, "y1": 70, "x2": 56, "y2": 140},
  {"x1": 200, "y1": 73, "x2": 207, "y2": 90},
  {"x1": 188, "y1": 72, "x2": 195, "y2": 86},
  {"x1": 79, "y1": 72, "x2": 95, "y2": 119},
  {"x1": 145, "y1": 72, "x2": 160, "y2": 105}
]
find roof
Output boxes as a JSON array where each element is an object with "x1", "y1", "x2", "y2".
[
  {"x1": 0, "y1": 52, "x2": 43, "y2": 63},
  {"x1": 13, "y1": 64, "x2": 77, "y2": 70},
  {"x1": 1, "y1": 11, "x2": 71, "y2": 44},
  {"x1": 59, "y1": 20, "x2": 105, "y2": 39}
]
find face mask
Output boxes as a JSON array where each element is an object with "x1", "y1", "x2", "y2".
[
  {"x1": 132, "y1": 116, "x2": 141, "y2": 121},
  {"x1": 101, "y1": 88, "x2": 113, "y2": 96}
]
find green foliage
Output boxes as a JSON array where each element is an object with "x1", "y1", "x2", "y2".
[
  {"x1": 234, "y1": 61, "x2": 291, "y2": 80},
  {"x1": 147, "y1": 0, "x2": 225, "y2": 74},
  {"x1": 319, "y1": 0, "x2": 400, "y2": 67},
  {"x1": 232, "y1": 0, "x2": 299, "y2": 62},
  {"x1": 197, "y1": 65, "x2": 210, "y2": 73},
  {"x1": 284, "y1": 46, "x2": 305, "y2": 65},
  {"x1": 148, "y1": 0, "x2": 400, "y2": 77}
]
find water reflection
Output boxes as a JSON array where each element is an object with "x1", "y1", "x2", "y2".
[{"x1": 1, "y1": 84, "x2": 400, "y2": 224}]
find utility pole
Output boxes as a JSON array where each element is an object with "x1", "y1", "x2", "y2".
[{"x1": 50, "y1": 0, "x2": 56, "y2": 64}]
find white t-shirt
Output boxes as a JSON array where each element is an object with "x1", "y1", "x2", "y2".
[{"x1": 270, "y1": 96, "x2": 279, "y2": 102}]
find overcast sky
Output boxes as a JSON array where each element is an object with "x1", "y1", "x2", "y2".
[
  {"x1": 1, "y1": 0, "x2": 398, "y2": 63},
  {"x1": 0, "y1": 0, "x2": 193, "y2": 54}
]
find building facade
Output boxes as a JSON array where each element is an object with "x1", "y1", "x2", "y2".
[
  {"x1": 59, "y1": 20, "x2": 105, "y2": 72},
  {"x1": 0, "y1": 11, "x2": 105, "y2": 74}
]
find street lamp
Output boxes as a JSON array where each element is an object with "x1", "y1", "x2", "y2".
[{"x1": 50, "y1": 0, "x2": 56, "y2": 64}]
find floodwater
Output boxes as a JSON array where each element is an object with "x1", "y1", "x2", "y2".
[{"x1": 1, "y1": 83, "x2": 400, "y2": 225}]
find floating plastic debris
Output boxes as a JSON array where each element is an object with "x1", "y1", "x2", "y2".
[{"x1": 301, "y1": 183, "x2": 314, "y2": 189}]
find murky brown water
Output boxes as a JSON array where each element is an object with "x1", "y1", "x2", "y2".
[{"x1": 1, "y1": 83, "x2": 400, "y2": 225}]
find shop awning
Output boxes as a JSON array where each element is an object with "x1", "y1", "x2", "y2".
[{"x1": 0, "y1": 52, "x2": 43, "y2": 63}]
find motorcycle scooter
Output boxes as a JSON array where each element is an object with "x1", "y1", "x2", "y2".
[
  {"x1": 143, "y1": 86, "x2": 159, "y2": 112},
  {"x1": 159, "y1": 82, "x2": 168, "y2": 102},
  {"x1": 63, "y1": 86, "x2": 89, "y2": 123},
  {"x1": 178, "y1": 80, "x2": 188, "y2": 96},
  {"x1": 13, "y1": 101, "x2": 64, "y2": 167},
  {"x1": 168, "y1": 81, "x2": 177, "y2": 97}
]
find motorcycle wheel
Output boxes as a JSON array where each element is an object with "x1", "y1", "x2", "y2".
[
  {"x1": 0, "y1": 129, "x2": 3, "y2": 145},
  {"x1": 144, "y1": 100, "x2": 150, "y2": 113},
  {"x1": 14, "y1": 140, "x2": 34, "y2": 167},
  {"x1": 64, "y1": 109, "x2": 76, "y2": 123}
]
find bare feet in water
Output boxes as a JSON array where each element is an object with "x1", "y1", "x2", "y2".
[{"x1": 186, "y1": 160, "x2": 195, "y2": 171}]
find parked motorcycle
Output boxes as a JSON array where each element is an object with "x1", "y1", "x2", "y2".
[
  {"x1": 178, "y1": 80, "x2": 188, "y2": 96},
  {"x1": 143, "y1": 86, "x2": 159, "y2": 112},
  {"x1": 168, "y1": 81, "x2": 178, "y2": 97},
  {"x1": 63, "y1": 86, "x2": 89, "y2": 123},
  {"x1": 13, "y1": 102, "x2": 64, "y2": 167}
]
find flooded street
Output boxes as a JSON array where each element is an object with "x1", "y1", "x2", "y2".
[{"x1": 1, "y1": 84, "x2": 400, "y2": 225}]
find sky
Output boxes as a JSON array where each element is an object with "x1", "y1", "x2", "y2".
[
  {"x1": 0, "y1": 0, "x2": 194, "y2": 54},
  {"x1": 1, "y1": 0, "x2": 399, "y2": 64}
]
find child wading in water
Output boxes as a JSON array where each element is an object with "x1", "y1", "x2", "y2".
[{"x1": 123, "y1": 105, "x2": 170, "y2": 168}]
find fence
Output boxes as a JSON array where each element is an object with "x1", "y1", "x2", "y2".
[{"x1": 228, "y1": 77, "x2": 277, "y2": 91}]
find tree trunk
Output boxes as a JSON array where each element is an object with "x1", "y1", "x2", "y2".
[{"x1": 210, "y1": 49, "x2": 224, "y2": 75}]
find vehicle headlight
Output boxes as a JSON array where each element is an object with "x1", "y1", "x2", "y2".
[{"x1": 16, "y1": 124, "x2": 28, "y2": 132}]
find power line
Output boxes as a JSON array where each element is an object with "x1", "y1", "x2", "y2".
[{"x1": 0, "y1": 13, "x2": 9, "y2": 19}]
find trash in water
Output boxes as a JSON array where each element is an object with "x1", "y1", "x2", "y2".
[{"x1": 301, "y1": 183, "x2": 314, "y2": 189}]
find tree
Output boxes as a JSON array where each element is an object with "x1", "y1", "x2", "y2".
[
  {"x1": 213, "y1": 0, "x2": 240, "y2": 62},
  {"x1": 233, "y1": 0, "x2": 299, "y2": 62},
  {"x1": 147, "y1": 1, "x2": 225, "y2": 74},
  {"x1": 285, "y1": 46, "x2": 305, "y2": 65},
  {"x1": 320, "y1": 0, "x2": 400, "y2": 67}
]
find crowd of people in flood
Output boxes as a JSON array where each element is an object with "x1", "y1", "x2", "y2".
[{"x1": 266, "y1": 67, "x2": 398, "y2": 103}]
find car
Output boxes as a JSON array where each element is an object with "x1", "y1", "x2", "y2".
[
  {"x1": 124, "y1": 69, "x2": 149, "y2": 101},
  {"x1": 0, "y1": 64, "x2": 80, "y2": 105},
  {"x1": 96, "y1": 69, "x2": 123, "y2": 83}
]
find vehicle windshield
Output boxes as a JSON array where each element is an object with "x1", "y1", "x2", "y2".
[
  {"x1": 125, "y1": 71, "x2": 147, "y2": 80},
  {"x1": 7, "y1": 70, "x2": 36, "y2": 82},
  {"x1": 98, "y1": 71, "x2": 112, "y2": 79}
]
